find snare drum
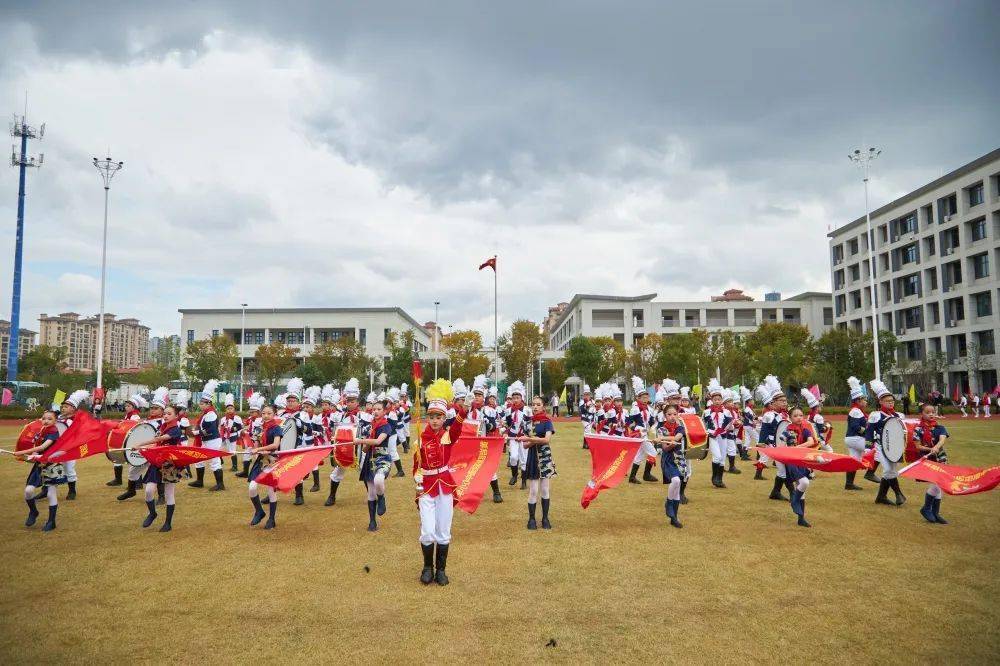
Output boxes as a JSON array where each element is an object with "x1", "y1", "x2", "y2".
[
  {"x1": 774, "y1": 420, "x2": 789, "y2": 446},
  {"x1": 879, "y1": 417, "x2": 907, "y2": 464},
  {"x1": 680, "y1": 413, "x2": 708, "y2": 460},
  {"x1": 460, "y1": 418, "x2": 482, "y2": 438},
  {"x1": 333, "y1": 424, "x2": 356, "y2": 467},
  {"x1": 106, "y1": 421, "x2": 156, "y2": 466}
]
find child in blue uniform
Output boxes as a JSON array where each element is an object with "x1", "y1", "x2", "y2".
[
  {"x1": 913, "y1": 402, "x2": 949, "y2": 524},
  {"x1": 866, "y1": 379, "x2": 906, "y2": 507},
  {"x1": 518, "y1": 396, "x2": 557, "y2": 530},
  {"x1": 778, "y1": 408, "x2": 816, "y2": 527},
  {"x1": 139, "y1": 404, "x2": 185, "y2": 532},
  {"x1": 16, "y1": 410, "x2": 66, "y2": 531},
  {"x1": 843, "y1": 376, "x2": 870, "y2": 488},
  {"x1": 655, "y1": 404, "x2": 687, "y2": 528},
  {"x1": 355, "y1": 397, "x2": 395, "y2": 532},
  {"x1": 248, "y1": 404, "x2": 282, "y2": 529}
]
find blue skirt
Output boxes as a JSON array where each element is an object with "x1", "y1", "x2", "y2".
[
  {"x1": 660, "y1": 455, "x2": 682, "y2": 482},
  {"x1": 786, "y1": 463, "x2": 810, "y2": 482},
  {"x1": 26, "y1": 462, "x2": 67, "y2": 487},
  {"x1": 142, "y1": 465, "x2": 162, "y2": 484}
]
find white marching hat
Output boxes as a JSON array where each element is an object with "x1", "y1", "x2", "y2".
[
  {"x1": 63, "y1": 389, "x2": 90, "y2": 409},
  {"x1": 661, "y1": 378, "x2": 680, "y2": 400},
  {"x1": 126, "y1": 393, "x2": 148, "y2": 410},
  {"x1": 472, "y1": 374, "x2": 488, "y2": 395},
  {"x1": 366, "y1": 391, "x2": 377, "y2": 403},
  {"x1": 452, "y1": 378, "x2": 469, "y2": 399},
  {"x1": 583, "y1": 384, "x2": 592, "y2": 395},
  {"x1": 400, "y1": 382, "x2": 409, "y2": 396},
  {"x1": 608, "y1": 383, "x2": 622, "y2": 400},
  {"x1": 321, "y1": 384, "x2": 335, "y2": 403},
  {"x1": 739, "y1": 386, "x2": 753, "y2": 403},
  {"x1": 388, "y1": 387, "x2": 400, "y2": 402},
  {"x1": 800, "y1": 387, "x2": 819, "y2": 408},
  {"x1": 707, "y1": 378, "x2": 724, "y2": 398},
  {"x1": 763, "y1": 375, "x2": 784, "y2": 403},
  {"x1": 631, "y1": 376, "x2": 649, "y2": 397},
  {"x1": 303, "y1": 385, "x2": 321, "y2": 406},
  {"x1": 224, "y1": 392, "x2": 235, "y2": 408},
  {"x1": 508, "y1": 380, "x2": 526, "y2": 397},
  {"x1": 274, "y1": 393, "x2": 287, "y2": 409},
  {"x1": 343, "y1": 378, "x2": 360, "y2": 399},
  {"x1": 172, "y1": 389, "x2": 191, "y2": 409},
  {"x1": 869, "y1": 378, "x2": 891, "y2": 399},
  {"x1": 680, "y1": 386, "x2": 690, "y2": 400},
  {"x1": 150, "y1": 387, "x2": 170, "y2": 409},
  {"x1": 488, "y1": 385, "x2": 498, "y2": 398},
  {"x1": 754, "y1": 383, "x2": 769, "y2": 404},
  {"x1": 285, "y1": 378, "x2": 304, "y2": 400},
  {"x1": 200, "y1": 379, "x2": 219, "y2": 403},
  {"x1": 654, "y1": 385, "x2": 668, "y2": 404},
  {"x1": 247, "y1": 392, "x2": 265, "y2": 411},
  {"x1": 847, "y1": 376, "x2": 865, "y2": 400}
]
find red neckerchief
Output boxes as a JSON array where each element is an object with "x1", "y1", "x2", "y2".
[
  {"x1": 661, "y1": 420, "x2": 679, "y2": 436},
  {"x1": 809, "y1": 407, "x2": 820, "y2": 420},
  {"x1": 158, "y1": 418, "x2": 179, "y2": 435},
  {"x1": 284, "y1": 408, "x2": 300, "y2": 417},
  {"x1": 881, "y1": 408, "x2": 897, "y2": 418},
  {"x1": 35, "y1": 424, "x2": 59, "y2": 443},
  {"x1": 787, "y1": 422, "x2": 812, "y2": 443},
  {"x1": 710, "y1": 405, "x2": 725, "y2": 414},
  {"x1": 531, "y1": 412, "x2": 551, "y2": 424},
  {"x1": 637, "y1": 401, "x2": 648, "y2": 416},
  {"x1": 920, "y1": 417, "x2": 937, "y2": 444},
  {"x1": 125, "y1": 409, "x2": 139, "y2": 420},
  {"x1": 851, "y1": 400, "x2": 868, "y2": 416},
  {"x1": 370, "y1": 416, "x2": 388, "y2": 434}
]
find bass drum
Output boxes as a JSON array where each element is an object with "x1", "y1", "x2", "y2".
[
  {"x1": 680, "y1": 413, "x2": 708, "y2": 459},
  {"x1": 16, "y1": 420, "x2": 68, "y2": 453},
  {"x1": 880, "y1": 417, "x2": 907, "y2": 464},
  {"x1": 106, "y1": 421, "x2": 156, "y2": 466},
  {"x1": 774, "y1": 420, "x2": 789, "y2": 446},
  {"x1": 278, "y1": 419, "x2": 299, "y2": 451}
]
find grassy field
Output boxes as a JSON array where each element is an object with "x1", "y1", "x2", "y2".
[{"x1": 1, "y1": 418, "x2": 998, "y2": 664}]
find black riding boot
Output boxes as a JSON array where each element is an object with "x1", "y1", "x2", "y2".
[
  {"x1": 310, "y1": 469, "x2": 321, "y2": 491},
  {"x1": 236, "y1": 460, "x2": 249, "y2": 478},
  {"x1": 520, "y1": 471, "x2": 527, "y2": 490},
  {"x1": 875, "y1": 479, "x2": 893, "y2": 505},
  {"x1": 66, "y1": 481, "x2": 77, "y2": 500},
  {"x1": 420, "y1": 543, "x2": 435, "y2": 584},
  {"x1": 491, "y1": 479, "x2": 503, "y2": 503},
  {"x1": 294, "y1": 483, "x2": 304, "y2": 505},
  {"x1": 367, "y1": 499, "x2": 378, "y2": 531},
  {"x1": 377, "y1": 493, "x2": 387, "y2": 516},
  {"x1": 527, "y1": 502, "x2": 537, "y2": 530},
  {"x1": 107, "y1": 465, "x2": 123, "y2": 487},
  {"x1": 712, "y1": 463, "x2": 726, "y2": 488},
  {"x1": 250, "y1": 496, "x2": 266, "y2": 526},
  {"x1": 727, "y1": 455, "x2": 741, "y2": 474},
  {"x1": 264, "y1": 500, "x2": 277, "y2": 529},
  {"x1": 769, "y1": 476, "x2": 787, "y2": 500},
  {"x1": 230, "y1": 455, "x2": 238, "y2": 471},
  {"x1": 679, "y1": 479, "x2": 689, "y2": 504},
  {"x1": 159, "y1": 504, "x2": 174, "y2": 532},
  {"x1": 42, "y1": 505, "x2": 58, "y2": 532},
  {"x1": 25, "y1": 498, "x2": 39, "y2": 527},
  {"x1": 642, "y1": 461, "x2": 658, "y2": 482},
  {"x1": 434, "y1": 544, "x2": 450, "y2": 585},
  {"x1": 541, "y1": 497, "x2": 552, "y2": 529},
  {"x1": 324, "y1": 480, "x2": 340, "y2": 506},
  {"x1": 864, "y1": 466, "x2": 879, "y2": 483},
  {"x1": 753, "y1": 465, "x2": 764, "y2": 480},
  {"x1": 156, "y1": 481, "x2": 166, "y2": 505},
  {"x1": 844, "y1": 471, "x2": 863, "y2": 491},
  {"x1": 188, "y1": 467, "x2": 205, "y2": 488},
  {"x1": 209, "y1": 469, "x2": 225, "y2": 491},
  {"x1": 142, "y1": 500, "x2": 158, "y2": 528},
  {"x1": 890, "y1": 478, "x2": 906, "y2": 506},
  {"x1": 393, "y1": 460, "x2": 405, "y2": 478},
  {"x1": 628, "y1": 463, "x2": 641, "y2": 484},
  {"x1": 508, "y1": 467, "x2": 518, "y2": 486},
  {"x1": 117, "y1": 479, "x2": 137, "y2": 501}
]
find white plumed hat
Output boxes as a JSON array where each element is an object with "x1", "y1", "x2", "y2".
[
  {"x1": 200, "y1": 379, "x2": 219, "y2": 403},
  {"x1": 303, "y1": 385, "x2": 321, "y2": 406},
  {"x1": 366, "y1": 391, "x2": 377, "y2": 403},
  {"x1": 723, "y1": 388, "x2": 736, "y2": 403},
  {"x1": 707, "y1": 378, "x2": 724, "y2": 398},
  {"x1": 680, "y1": 386, "x2": 690, "y2": 400},
  {"x1": 661, "y1": 378, "x2": 680, "y2": 400},
  {"x1": 343, "y1": 378, "x2": 360, "y2": 399},
  {"x1": 224, "y1": 393, "x2": 235, "y2": 408},
  {"x1": 173, "y1": 389, "x2": 191, "y2": 409},
  {"x1": 654, "y1": 385, "x2": 668, "y2": 404},
  {"x1": 847, "y1": 376, "x2": 864, "y2": 400},
  {"x1": 631, "y1": 376, "x2": 648, "y2": 397},
  {"x1": 508, "y1": 380, "x2": 526, "y2": 397},
  {"x1": 330, "y1": 388, "x2": 341, "y2": 404},
  {"x1": 321, "y1": 384, "x2": 335, "y2": 403},
  {"x1": 452, "y1": 378, "x2": 468, "y2": 398},
  {"x1": 388, "y1": 386, "x2": 400, "y2": 402},
  {"x1": 150, "y1": 387, "x2": 170, "y2": 409},
  {"x1": 754, "y1": 383, "x2": 769, "y2": 404},
  {"x1": 740, "y1": 386, "x2": 752, "y2": 403},
  {"x1": 800, "y1": 387, "x2": 819, "y2": 408},
  {"x1": 400, "y1": 382, "x2": 408, "y2": 396},
  {"x1": 64, "y1": 389, "x2": 90, "y2": 408},
  {"x1": 248, "y1": 392, "x2": 265, "y2": 411},
  {"x1": 127, "y1": 393, "x2": 148, "y2": 410},
  {"x1": 869, "y1": 379, "x2": 891, "y2": 399},
  {"x1": 285, "y1": 378, "x2": 304, "y2": 400},
  {"x1": 609, "y1": 383, "x2": 623, "y2": 400},
  {"x1": 764, "y1": 375, "x2": 784, "y2": 402},
  {"x1": 583, "y1": 384, "x2": 591, "y2": 394},
  {"x1": 274, "y1": 393, "x2": 287, "y2": 409},
  {"x1": 488, "y1": 385, "x2": 498, "y2": 398},
  {"x1": 472, "y1": 374, "x2": 488, "y2": 395}
]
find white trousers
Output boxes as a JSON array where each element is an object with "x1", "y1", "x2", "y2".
[
  {"x1": 632, "y1": 439, "x2": 657, "y2": 464},
  {"x1": 418, "y1": 492, "x2": 453, "y2": 545},
  {"x1": 388, "y1": 435, "x2": 400, "y2": 462},
  {"x1": 875, "y1": 447, "x2": 899, "y2": 479},
  {"x1": 726, "y1": 437, "x2": 738, "y2": 457},
  {"x1": 841, "y1": 435, "x2": 865, "y2": 457},
  {"x1": 330, "y1": 465, "x2": 348, "y2": 483},
  {"x1": 196, "y1": 438, "x2": 224, "y2": 471},
  {"x1": 248, "y1": 480, "x2": 277, "y2": 501},
  {"x1": 226, "y1": 439, "x2": 237, "y2": 454},
  {"x1": 64, "y1": 460, "x2": 77, "y2": 482},
  {"x1": 26, "y1": 484, "x2": 58, "y2": 506},
  {"x1": 508, "y1": 439, "x2": 527, "y2": 469},
  {"x1": 127, "y1": 463, "x2": 147, "y2": 482},
  {"x1": 743, "y1": 427, "x2": 758, "y2": 451},
  {"x1": 708, "y1": 437, "x2": 726, "y2": 465}
]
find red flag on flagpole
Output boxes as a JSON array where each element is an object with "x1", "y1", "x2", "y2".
[
  {"x1": 449, "y1": 435, "x2": 505, "y2": 514},
  {"x1": 951, "y1": 384, "x2": 960, "y2": 402},
  {"x1": 253, "y1": 445, "x2": 337, "y2": 492},
  {"x1": 478, "y1": 256, "x2": 496, "y2": 271},
  {"x1": 899, "y1": 458, "x2": 1000, "y2": 495},
  {"x1": 38, "y1": 411, "x2": 118, "y2": 463},
  {"x1": 581, "y1": 434, "x2": 642, "y2": 508},
  {"x1": 751, "y1": 446, "x2": 869, "y2": 472},
  {"x1": 140, "y1": 446, "x2": 233, "y2": 468}
]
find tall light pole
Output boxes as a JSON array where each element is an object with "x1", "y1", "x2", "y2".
[
  {"x1": 849, "y1": 146, "x2": 882, "y2": 380},
  {"x1": 433, "y1": 300, "x2": 440, "y2": 379},
  {"x1": 92, "y1": 156, "x2": 124, "y2": 399},
  {"x1": 239, "y1": 303, "x2": 247, "y2": 410},
  {"x1": 7, "y1": 114, "x2": 44, "y2": 382}
]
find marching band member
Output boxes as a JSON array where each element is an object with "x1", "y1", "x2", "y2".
[
  {"x1": 756, "y1": 376, "x2": 789, "y2": 499},
  {"x1": 914, "y1": 402, "x2": 949, "y2": 525},
  {"x1": 189, "y1": 379, "x2": 225, "y2": 492},
  {"x1": 173, "y1": 390, "x2": 191, "y2": 444},
  {"x1": 844, "y1": 376, "x2": 869, "y2": 489},
  {"x1": 984, "y1": 392, "x2": 992, "y2": 418},
  {"x1": 355, "y1": 396, "x2": 395, "y2": 532},
  {"x1": 519, "y1": 395, "x2": 557, "y2": 530},
  {"x1": 627, "y1": 376, "x2": 659, "y2": 484},
  {"x1": 247, "y1": 402, "x2": 282, "y2": 529},
  {"x1": 116, "y1": 393, "x2": 149, "y2": 502},
  {"x1": 281, "y1": 378, "x2": 311, "y2": 506},
  {"x1": 867, "y1": 379, "x2": 906, "y2": 507},
  {"x1": 579, "y1": 384, "x2": 596, "y2": 449},
  {"x1": 469, "y1": 374, "x2": 503, "y2": 503},
  {"x1": 504, "y1": 381, "x2": 532, "y2": 489},
  {"x1": 679, "y1": 387, "x2": 697, "y2": 414},
  {"x1": 58, "y1": 389, "x2": 90, "y2": 500},
  {"x1": 740, "y1": 386, "x2": 759, "y2": 462},
  {"x1": 325, "y1": 378, "x2": 362, "y2": 507},
  {"x1": 236, "y1": 393, "x2": 263, "y2": 478},
  {"x1": 220, "y1": 393, "x2": 243, "y2": 475},
  {"x1": 386, "y1": 387, "x2": 406, "y2": 478},
  {"x1": 655, "y1": 402, "x2": 687, "y2": 528},
  {"x1": 972, "y1": 392, "x2": 981, "y2": 418},
  {"x1": 800, "y1": 388, "x2": 832, "y2": 454},
  {"x1": 778, "y1": 407, "x2": 816, "y2": 528},
  {"x1": 958, "y1": 393, "x2": 968, "y2": 418},
  {"x1": 703, "y1": 379, "x2": 732, "y2": 489},
  {"x1": 398, "y1": 383, "x2": 412, "y2": 454},
  {"x1": 139, "y1": 397, "x2": 185, "y2": 532},
  {"x1": 302, "y1": 385, "x2": 323, "y2": 492},
  {"x1": 722, "y1": 389, "x2": 742, "y2": 474},
  {"x1": 16, "y1": 409, "x2": 66, "y2": 531},
  {"x1": 596, "y1": 383, "x2": 626, "y2": 436},
  {"x1": 415, "y1": 379, "x2": 457, "y2": 585}
]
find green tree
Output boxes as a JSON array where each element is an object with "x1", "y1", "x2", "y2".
[
  {"x1": 19, "y1": 345, "x2": 68, "y2": 378},
  {"x1": 814, "y1": 328, "x2": 874, "y2": 402},
  {"x1": 384, "y1": 330, "x2": 416, "y2": 387},
  {"x1": 708, "y1": 331, "x2": 750, "y2": 385},
  {"x1": 592, "y1": 336, "x2": 628, "y2": 385},
  {"x1": 744, "y1": 323, "x2": 815, "y2": 390},
  {"x1": 308, "y1": 338, "x2": 378, "y2": 386},
  {"x1": 541, "y1": 359, "x2": 568, "y2": 395},
  {"x1": 441, "y1": 329, "x2": 490, "y2": 381},
  {"x1": 563, "y1": 336, "x2": 602, "y2": 387},
  {"x1": 135, "y1": 362, "x2": 180, "y2": 390},
  {"x1": 497, "y1": 320, "x2": 544, "y2": 383},
  {"x1": 657, "y1": 331, "x2": 711, "y2": 386},
  {"x1": 899, "y1": 351, "x2": 948, "y2": 401},
  {"x1": 185, "y1": 336, "x2": 239, "y2": 386},
  {"x1": 627, "y1": 333, "x2": 666, "y2": 382},
  {"x1": 254, "y1": 341, "x2": 299, "y2": 394}
]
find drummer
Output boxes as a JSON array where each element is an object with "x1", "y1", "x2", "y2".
[
  {"x1": 190, "y1": 379, "x2": 225, "y2": 492},
  {"x1": 756, "y1": 376, "x2": 790, "y2": 500},
  {"x1": 116, "y1": 393, "x2": 149, "y2": 502},
  {"x1": 247, "y1": 403, "x2": 282, "y2": 529},
  {"x1": 325, "y1": 378, "x2": 362, "y2": 507},
  {"x1": 866, "y1": 379, "x2": 906, "y2": 507},
  {"x1": 913, "y1": 402, "x2": 949, "y2": 525},
  {"x1": 220, "y1": 393, "x2": 243, "y2": 476},
  {"x1": 627, "y1": 376, "x2": 659, "y2": 485},
  {"x1": 302, "y1": 385, "x2": 322, "y2": 493},
  {"x1": 777, "y1": 407, "x2": 816, "y2": 528},
  {"x1": 354, "y1": 396, "x2": 395, "y2": 532},
  {"x1": 59, "y1": 389, "x2": 90, "y2": 501},
  {"x1": 800, "y1": 388, "x2": 833, "y2": 453},
  {"x1": 146, "y1": 388, "x2": 170, "y2": 505},
  {"x1": 655, "y1": 403, "x2": 687, "y2": 529},
  {"x1": 236, "y1": 392, "x2": 265, "y2": 479},
  {"x1": 679, "y1": 387, "x2": 697, "y2": 414},
  {"x1": 16, "y1": 409, "x2": 67, "y2": 532},
  {"x1": 843, "y1": 377, "x2": 870, "y2": 490},
  {"x1": 139, "y1": 402, "x2": 185, "y2": 532}
]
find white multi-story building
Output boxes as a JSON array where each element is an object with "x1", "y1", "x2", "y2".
[
  {"x1": 828, "y1": 148, "x2": 999, "y2": 394},
  {"x1": 548, "y1": 290, "x2": 833, "y2": 352},
  {"x1": 179, "y1": 306, "x2": 431, "y2": 380}
]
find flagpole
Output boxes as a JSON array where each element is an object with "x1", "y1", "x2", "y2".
[{"x1": 493, "y1": 254, "x2": 499, "y2": 388}]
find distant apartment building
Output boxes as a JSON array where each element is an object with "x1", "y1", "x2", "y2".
[
  {"x1": 38, "y1": 312, "x2": 150, "y2": 371},
  {"x1": 148, "y1": 334, "x2": 181, "y2": 363},
  {"x1": 548, "y1": 290, "x2": 833, "y2": 351},
  {"x1": 828, "y1": 148, "x2": 999, "y2": 394},
  {"x1": 542, "y1": 302, "x2": 569, "y2": 350},
  {"x1": 0, "y1": 320, "x2": 36, "y2": 368}
]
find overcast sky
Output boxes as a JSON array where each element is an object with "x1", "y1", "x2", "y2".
[{"x1": 1, "y1": 1, "x2": 998, "y2": 339}]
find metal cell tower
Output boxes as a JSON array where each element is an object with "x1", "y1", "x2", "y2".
[{"x1": 7, "y1": 114, "x2": 44, "y2": 381}]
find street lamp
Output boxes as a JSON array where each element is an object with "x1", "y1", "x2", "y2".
[
  {"x1": 434, "y1": 300, "x2": 440, "y2": 379},
  {"x1": 239, "y1": 303, "x2": 247, "y2": 410},
  {"x1": 92, "y1": 156, "x2": 124, "y2": 401},
  {"x1": 849, "y1": 146, "x2": 882, "y2": 380}
]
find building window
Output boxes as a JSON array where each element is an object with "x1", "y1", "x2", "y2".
[
  {"x1": 849, "y1": 264, "x2": 860, "y2": 281},
  {"x1": 970, "y1": 218, "x2": 987, "y2": 241},
  {"x1": 903, "y1": 307, "x2": 921, "y2": 329},
  {"x1": 384, "y1": 328, "x2": 392, "y2": 343},
  {"x1": 924, "y1": 235, "x2": 935, "y2": 256},
  {"x1": 899, "y1": 214, "x2": 917, "y2": 235},
  {"x1": 968, "y1": 182, "x2": 984, "y2": 207},
  {"x1": 211, "y1": 329, "x2": 219, "y2": 338},
  {"x1": 632, "y1": 309, "x2": 644, "y2": 328},
  {"x1": 902, "y1": 274, "x2": 920, "y2": 297},
  {"x1": 187, "y1": 330, "x2": 194, "y2": 343},
  {"x1": 823, "y1": 307, "x2": 833, "y2": 325},
  {"x1": 850, "y1": 291, "x2": 862, "y2": 309},
  {"x1": 832, "y1": 245, "x2": 844, "y2": 264},
  {"x1": 926, "y1": 267, "x2": 938, "y2": 291},
  {"x1": 592, "y1": 309, "x2": 625, "y2": 327},
  {"x1": 977, "y1": 330, "x2": 996, "y2": 355},
  {"x1": 901, "y1": 244, "x2": 918, "y2": 264},
  {"x1": 972, "y1": 253, "x2": 990, "y2": 280},
  {"x1": 974, "y1": 292, "x2": 992, "y2": 317},
  {"x1": 684, "y1": 311, "x2": 700, "y2": 327},
  {"x1": 254, "y1": 331, "x2": 264, "y2": 344},
  {"x1": 359, "y1": 328, "x2": 367, "y2": 346},
  {"x1": 927, "y1": 302, "x2": 940, "y2": 325},
  {"x1": 833, "y1": 270, "x2": 845, "y2": 289},
  {"x1": 938, "y1": 194, "x2": 958, "y2": 221},
  {"x1": 848, "y1": 238, "x2": 859, "y2": 255},
  {"x1": 835, "y1": 295, "x2": 846, "y2": 317}
]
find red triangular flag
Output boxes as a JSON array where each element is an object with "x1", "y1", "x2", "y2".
[
  {"x1": 900, "y1": 458, "x2": 1000, "y2": 495},
  {"x1": 581, "y1": 434, "x2": 642, "y2": 508},
  {"x1": 38, "y1": 412, "x2": 118, "y2": 463},
  {"x1": 478, "y1": 256, "x2": 496, "y2": 271},
  {"x1": 449, "y1": 435, "x2": 505, "y2": 514},
  {"x1": 141, "y1": 446, "x2": 233, "y2": 468},
  {"x1": 253, "y1": 445, "x2": 336, "y2": 492},
  {"x1": 751, "y1": 446, "x2": 869, "y2": 473}
]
